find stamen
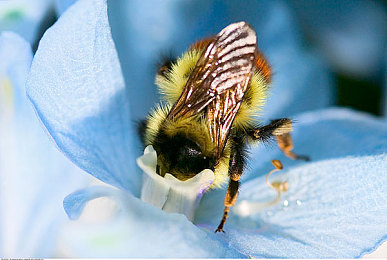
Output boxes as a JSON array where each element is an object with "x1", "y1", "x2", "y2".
[
  {"x1": 265, "y1": 159, "x2": 288, "y2": 206},
  {"x1": 233, "y1": 159, "x2": 289, "y2": 217}
]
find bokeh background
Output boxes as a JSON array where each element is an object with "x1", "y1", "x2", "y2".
[
  {"x1": 0, "y1": 0, "x2": 386, "y2": 257},
  {"x1": 1, "y1": 0, "x2": 386, "y2": 118}
]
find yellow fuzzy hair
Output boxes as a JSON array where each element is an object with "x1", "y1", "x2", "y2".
[
  {"x1": 155, "y1": 49, "x2": 202, "y2": 105},
  {"x1": 144, "y1": 103, "x2": 229, "y2": 188},
  {"x1": 143, "y1": 104, "x2": 171, "y2": 145},
  {"x1": 234, "y1": 72, "x2": 268, "y2": 129},
  {"x1": 155, "y1": 48, "x2": 269, "y2": 130},
  {"x1": 212, "y1": 145, "x2": 230, "y2": 189},
  {"x1": 148, "y1": 46, "x2": 270, "y2": 189}
]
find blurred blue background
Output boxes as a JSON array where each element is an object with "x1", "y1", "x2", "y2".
[
  {"x1": 1, "y1": 0, "x2": 386, "y2": 119},
  {"x1": 106, "y1": 0, "x2": 387, "y2": 119}
]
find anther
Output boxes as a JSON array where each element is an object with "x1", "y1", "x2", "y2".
[{"x1": 271, "y1": 159, "x2": 283, "y2": 170}]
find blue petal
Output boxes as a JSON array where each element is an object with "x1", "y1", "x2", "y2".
[
  {"x1": 0, "y1": 0, "x2": 53, "y2": 44},
  {"x1": 26, "y1": 0, "x2": 141, "y2": 195},
  {"x1": 196, "y1": 108, "x2": 387, "y2": 258},
  {"x1": 60, "y1": 186, "x2": 245, "y2": 258},
  {"x1": 63, "y1": 186, "x2": 119, "y2": 220},
  {"x1": 0, "y1": 31, "x2": 32, "y2": 114},
  {"x1": 0, "y1": 32, "x2": 91, "y2": 257},
  {"x1": 246, "y1": 108, "x2": 387, "y2": 180},
  {"x1": 55, "y1": 0, "x2": 77, "y2": 16}
]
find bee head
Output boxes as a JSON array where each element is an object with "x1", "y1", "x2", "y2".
[{"x1": 151, "y1": 117, "x2": 216, "y2": 180}]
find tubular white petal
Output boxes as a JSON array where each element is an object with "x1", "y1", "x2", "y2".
[{"x1": 137, "y1": 145, "x2": 215, "y2": 221}]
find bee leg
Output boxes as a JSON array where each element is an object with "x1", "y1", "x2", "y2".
[
  {"x1": 216, "y1": 136, "x2": 246, "y2": 233},
  {"x1": 216, "y1": 179, "x2": 240, "y2": 233},
  {"x1": 249, "y1": 118, "x2": 310, "y2": 161},
  {"x1": 276, "y1": 133, "x2": 310, "y2": 161}
]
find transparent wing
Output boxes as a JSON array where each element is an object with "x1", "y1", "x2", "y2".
[{"x1": 167, "y1": 22, "x2": 257, "y2": 158}]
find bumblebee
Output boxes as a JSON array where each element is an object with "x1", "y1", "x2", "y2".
[{"x1": 138, "y1": 22, "x2": 308, "y2": 232}]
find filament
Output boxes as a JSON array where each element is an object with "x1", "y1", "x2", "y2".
[{"x1": 265, "y1": 159, "x2": 288, "y2": 206}]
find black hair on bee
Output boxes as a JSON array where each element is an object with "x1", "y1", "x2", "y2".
[
  {"x1": 156, "y1": 52, "x2": 176, "y2": 78},
  {"x1": 138, "y1": 22, "x2": 309, "y2": 232}
]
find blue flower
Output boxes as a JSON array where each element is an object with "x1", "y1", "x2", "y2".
[
  {"x1": 0, "y1": 0, "x2": 53, "y2": 45},
  {"x1": 0, "y1": 32, "x2": 91, "y2": 257},
  {"x1": 25, "y1": 0, "x2": 387, "y2": 257}
]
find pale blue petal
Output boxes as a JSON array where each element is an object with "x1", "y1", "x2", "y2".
[
  {"x1": 0, "y1": 32, "x2": 90, "y2": 257},
  {"x1": 245, "y1": 108, "x2": 387, "y2": 180},
  {"x1": 108, "y1": 0, "x2": 333, "y2": 120},
  {"x1": 60, "y1": 187, "x2": 245, "y2": 258},
  {"x1": 63, "y1": 186, "x2": 118, "y2": 220},
  {"x1": 55, "y1": 0, "x2": 77, "y2": 16},
  {"x1": 26, "y1": 0, "x2": 141, "y2": 195},
  {"x1": 0, "y1": 0, "x2": 53, "y2": 45},
  {"x1": 0, "y1": 31, "x2": 32, "y2": 114},
  {"x1": 196, "y1": 108, "x2": 387, "y2": 258}
]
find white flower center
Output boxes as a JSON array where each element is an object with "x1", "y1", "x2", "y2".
[{"x1": 136, "y1": 145, "x2": 215, "y2": 221}]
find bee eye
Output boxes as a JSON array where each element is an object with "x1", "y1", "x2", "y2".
[
  {"x1": 175, "y1": 148, "x2": 214, "y2": 174},
  {"x1": 173, "y1": 140, "x2": 214, "y2": 173},
  {"x1": 154, "y1": 132, "x2": 215, "y2": 177}
]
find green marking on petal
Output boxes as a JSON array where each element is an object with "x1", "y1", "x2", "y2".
[{"x1": 3, "y1": 9, "x2": 25, "y2": 21}]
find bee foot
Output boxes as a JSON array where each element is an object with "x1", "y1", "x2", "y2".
[
  {"x1": 215, "y1": 227, "x2": 225, "y2": 233},
  {"x1": 296, "y1": 154, "x2": 310, "y2": 161}
]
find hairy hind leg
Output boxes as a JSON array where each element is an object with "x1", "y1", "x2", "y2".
[
  {"x1": 249, "y1": 118, "x2": 310, "y2": 161},
  {"x1": 216, "y1": 135, "x2": 246, "y2": 233}
]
